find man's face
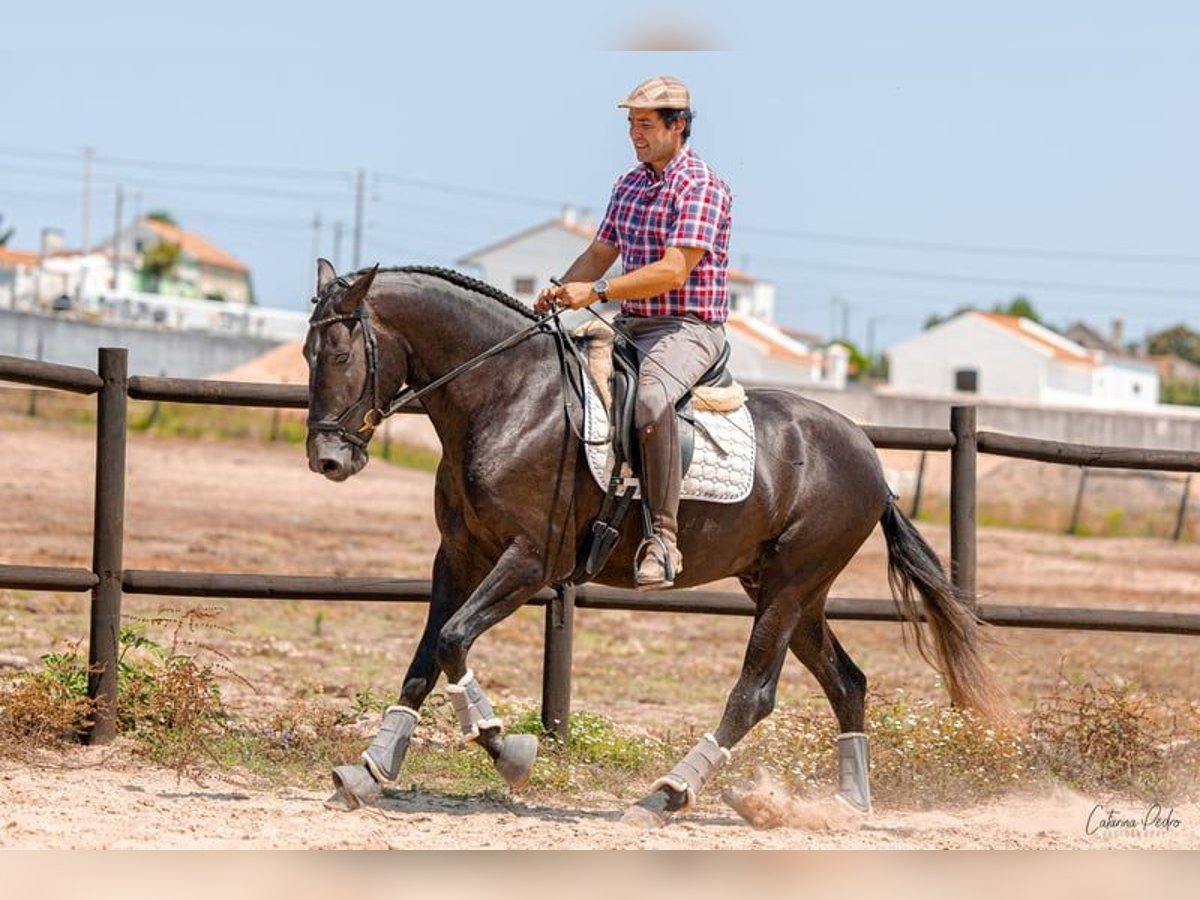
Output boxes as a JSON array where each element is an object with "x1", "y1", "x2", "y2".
[{"x1": 627, "y1": 108, "x2": 683, "y2": 170}]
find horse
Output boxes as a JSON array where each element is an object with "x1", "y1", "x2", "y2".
[{"x1": 303, "y1": 259, "x2": 1005, "y2": 826}]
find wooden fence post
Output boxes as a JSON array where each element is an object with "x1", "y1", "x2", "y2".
[
  {"x1": 1067, "y1": 468, "x2": 1090, "y2": 535},
  {"x1": 26, "y1": 335, "x2": 44, "y2": 418},
  {"x1": 1174, "y1": 474, "x2": 1192, "y2": 542},
  {"x1": 909, "y1": 450, "x2": 927, "y2": 519},
  {"x1": 950, "y1": 406, "x2": 977, "y2": 607},
  {"x1": 541, "y1": 582, "x2": 575, "y2": 742},
  {"x1": 86, "y1": 348, "x2": 127, "y2": 744}
]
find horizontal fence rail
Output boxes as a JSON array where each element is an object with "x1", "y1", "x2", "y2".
[
  {"x1": 0, "y1": 563, "x2": 99, "y2": 592},
  {"x1": 3, "y1": 348, "x2": 1200, "y2": 745},
  {"x1": 0, "y1": 355, "x2": 103, "y2": 394},
  {"x1": 116, "y1": 570, "x2": 1200, "y2": 636},
  {"x1": 977, "y1": 430, "x2": 1200, "y2": 472}
]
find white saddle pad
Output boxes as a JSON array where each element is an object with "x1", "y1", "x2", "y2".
[{"x1": 581, "y1": 372, "x2": 756, "y2": 504}]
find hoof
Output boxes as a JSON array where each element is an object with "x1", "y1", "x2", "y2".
[
  {"x1": 833, "y1": 791, "x2": 872, "y2": 816},
  {"x1": 620, "y1": 802, "x2": 668, "y2": 830},
  {"x1": 325, "y1": 764, "x2": 382, "y2": 811},
  {"x1": 493, "y1": 733, "x2": 539, "y2": 789}
]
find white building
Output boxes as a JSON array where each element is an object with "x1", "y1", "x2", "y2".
[
  {"x1": 100, "y1": 218, "x2": 254, "y2": 305},
  {"x1": 886, "y1": 311, "x2": 1159, "y2": 409},
  {"x1": 458, "y1": 210, "x2": 845, "y2": 389}
]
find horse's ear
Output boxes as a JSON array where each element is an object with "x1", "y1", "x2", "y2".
[
  {"x1": 316, "y1": 258, "x2": 337, "y2": 295},
  {"x1": 334, "y1": 264, "x2": 380, "y2": 315}
]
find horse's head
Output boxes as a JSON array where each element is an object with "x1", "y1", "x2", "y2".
[{"x1": 304, "y1": 259, "x2": 397, "y2": 481}]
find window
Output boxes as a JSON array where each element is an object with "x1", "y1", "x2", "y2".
[
  {"x1": 954, "y1": 369, "x2": 978, "y2": 392},
  {"x1": 513, "y1": 276, "x2": 535, "y2": 295}
]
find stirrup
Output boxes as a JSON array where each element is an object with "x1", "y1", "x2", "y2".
[{"x1": 634, "y1": 533, "x2": 677, "y2": 588}]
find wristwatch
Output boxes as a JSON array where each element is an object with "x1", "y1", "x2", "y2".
[{"x1": 592, "y1": 278, "x2": 610, "y2": 301}]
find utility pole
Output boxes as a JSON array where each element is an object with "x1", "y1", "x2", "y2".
[
  {"x1": 110, "y1": 185, "x2": 123, "y2": 290},
  {"x1": 310, "y1": 211, "x2": 322, "y2": 264},
  {"x1": 830, "y1": 295, "x2": 850, "y2": 341},
  {"x1": 82, "y1": 147, "x2": 94, "y2": 250},
  {"x1": 333, "y1": 221, "x2": 344, "y2": 270},
  {"x1": 353, "y1": 168, "x2": 365, "y2": 269}
]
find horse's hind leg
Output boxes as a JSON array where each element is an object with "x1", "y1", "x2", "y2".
[
  {"x1": 622, "y1": 595, "x2": 803, "y2": 828},
  {"x1": 788, "y1": 606, "x2": 872, "y2": 812}
]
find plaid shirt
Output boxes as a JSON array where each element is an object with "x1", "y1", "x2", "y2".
[{"x1": 595, "y1": 146, "x2": 733, "y2": 323}]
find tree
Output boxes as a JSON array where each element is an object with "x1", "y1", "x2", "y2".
[
  {"x1": 0, "y1": 214, "x2": 13, "y2": 247},
  {"x1": 1147, "y1": 324, "x2": 1200, "y2": 366},
  {"x1": 827, "y1": 339, "x2": 870, "y2": 380},
  {"x1": 924, "y1": 304, "x2": 975, "y2": 330},
  {"x1": 145, "y1": 210, "x2": 178, "y2": 227},
  {"x1": 998, "y1": 294, "x2": 1041, "y2": 323},
  {"x1": 140, "y1": 241, "x2": 181, "y2": 292},
  {"x1": 924, "y1": 295, "x2": 1046, "y2": 330}
]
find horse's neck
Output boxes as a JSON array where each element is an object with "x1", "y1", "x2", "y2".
[{"x1": 380, "y1": 278, "x2": 552, "y2": 431}]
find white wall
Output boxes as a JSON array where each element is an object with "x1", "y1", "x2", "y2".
[
  {"x1": 887, "y1": 315, "x2": 1048, "y2": 400},
  {"x1": 465, "y1": 226, "x2": 619, "y2": 307},
  {"x1": 729, "y1": 280, "x2": 775, "y2": 320},
  {"x1": 1090, "y1": 358, "x2": 1159, "y2": 408}
]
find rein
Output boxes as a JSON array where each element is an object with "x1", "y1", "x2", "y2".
[{"x1": 307, "y1": 291, "x2": 571, "y2": 447}]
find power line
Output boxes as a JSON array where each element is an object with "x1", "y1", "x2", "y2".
[
  {"x1": 0, "y1": 146, "x2": 79, "y2": 162},
  {"x1": 375, "y1": 171, "x2": 570, "y2": 208},
  {"x1": 754, "y1": 255, "x2": 1200, "y2": 299},
  {"x1": 742, "y1": 225, "x2": 1200, "y2": 266},
  {"x1": 94, "y1": 153, "x2": 351, "y2": 182}
]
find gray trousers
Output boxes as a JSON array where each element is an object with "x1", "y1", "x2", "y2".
[{"x1": 615, "y1": 314, "x2": 727, "y2": 429}]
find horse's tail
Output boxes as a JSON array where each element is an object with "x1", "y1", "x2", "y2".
[{"x1": 880, "y1": 498, "x2": 1009, "y2": 723}]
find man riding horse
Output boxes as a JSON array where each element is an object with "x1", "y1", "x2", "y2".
[{"x1": 535, "y1": 75, "x2": 732, "y2": 590}]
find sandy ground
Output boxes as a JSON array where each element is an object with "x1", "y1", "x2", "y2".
[
  {"x1": 1, "y1": 407, "x2": 1198, "y2": 848},
  {"x1": 2, "y1": 746, "x2": 1194, "y2": 849}
]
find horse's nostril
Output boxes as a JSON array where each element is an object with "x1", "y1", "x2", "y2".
[{"x1": 321, "y1": 459, "x2": 341, "y2": 475}]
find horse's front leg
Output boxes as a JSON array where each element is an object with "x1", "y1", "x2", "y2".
[
  {"x1": 434, "y1": 538, "x2": 548, "y2": 789},
  {"x1": 328, "y1": 544, "x2": 474, "y2": 809}
]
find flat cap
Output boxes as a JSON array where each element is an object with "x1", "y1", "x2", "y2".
[{"x1": 618, "y1": 75, "x2": 691, "y2": 110}]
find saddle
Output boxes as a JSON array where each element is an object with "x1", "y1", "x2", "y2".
[
  {"x1": 567, "y1": 319, "x2": 745, "y2": 585},
  {"x1": 573, "y1": 318, "x2": 745, "y2": 482}
]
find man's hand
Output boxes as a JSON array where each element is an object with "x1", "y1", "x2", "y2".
[
  {"x1": 534, "y1": 284, "x2": 561, "y2": 314},
  {"x1": 533, "y1": 281, "x2": 598, "y2": 313},
  {"x1": 556, "y1": 282, "x2": 599, "y2": 310}
]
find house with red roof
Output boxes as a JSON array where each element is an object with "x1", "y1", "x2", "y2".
[
  {"x1": 105, "y1": 217, "x2": 254, "y2": 304},
  {"x1": 0, "y1": 246, "x2": 42, "y2": 305},
  {"x1": 886, "y1": 310, "x2": 1159, "y2": 408}
]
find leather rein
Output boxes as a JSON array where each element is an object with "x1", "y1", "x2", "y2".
[{"x1": 306, "y1": 284, "x2": 571, "y2": 449}]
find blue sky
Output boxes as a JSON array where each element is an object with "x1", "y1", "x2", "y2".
[{"x1": 2, "y1": 1, "x2": 1197, "y2": 352}]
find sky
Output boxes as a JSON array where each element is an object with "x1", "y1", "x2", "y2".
[{"x1": 2, "y1": 1, "x2": 1198, "y2": 353}]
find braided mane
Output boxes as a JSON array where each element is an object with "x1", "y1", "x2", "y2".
[{"x1": 339, "y1": 265, "x2": 538, "y2": 321}]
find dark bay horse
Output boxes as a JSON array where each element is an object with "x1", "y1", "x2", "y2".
[{"x1": 304, "y1": 260, "x2": 1004, "y2": 825}]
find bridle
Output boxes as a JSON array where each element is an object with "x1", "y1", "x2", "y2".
[
  {"x1": 306, "y1": 293, "x2": 391, "y2": 450},
  {"x1": 306, "y1": 278, "x2": 574, "y2": 450}
]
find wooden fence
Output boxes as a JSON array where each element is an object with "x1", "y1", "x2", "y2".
[{"x1": 3, "y1": 347, "x2": 1200, "y2": 745}]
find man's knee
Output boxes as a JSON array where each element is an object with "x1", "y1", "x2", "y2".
[{"x1": 635, "y1": 377, "x2": 672, "y2": 430}]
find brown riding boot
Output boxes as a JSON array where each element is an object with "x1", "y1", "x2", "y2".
[{"x1": 635, "y1": 412, "x2": 683, "y2": 590}]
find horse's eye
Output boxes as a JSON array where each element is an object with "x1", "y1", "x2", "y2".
[{"x1": 334, "y1": 352, "x2": 350, "y2": 364}]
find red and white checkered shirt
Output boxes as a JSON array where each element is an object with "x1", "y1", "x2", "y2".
[{"x1": 595, "y1": 146, "x2": 733, "y2": 323}]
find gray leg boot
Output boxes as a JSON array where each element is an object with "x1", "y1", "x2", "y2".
[
  {"x1": 361, "y1": 705, "x2": 420, "y2": 786},
  {"x1": 444, "y1": 670, "x2": 538, "y2": 790},
  {"x1": 652, "y1": 733, "x2": 732, "y2": 811},
  {"x1": 834, "y1": 732, "x2": 872, "y2": 814}
]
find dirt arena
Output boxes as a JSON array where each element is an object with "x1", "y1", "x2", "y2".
[{"x1": 0, "y1": 403, "x2": 1197, "y2": 848}]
